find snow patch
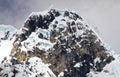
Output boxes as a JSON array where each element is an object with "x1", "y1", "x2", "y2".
[
  {"x1": 28, "y1": 57, "x2": 56, "y2": 77},
  {"x1": 88, "y1": 55, "x2": 120, "y2": 77},
  {"x1": 74, "y1": 62, "x2": 82, "y2": 68}
]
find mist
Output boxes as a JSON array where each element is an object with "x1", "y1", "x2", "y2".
[{"x1": 0, "y1": 0, "x2": 120, "y2": 53}]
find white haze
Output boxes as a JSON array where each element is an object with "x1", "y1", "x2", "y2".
[{"x1": 0, "y1": 0, "x2": 120, "y2": 53}]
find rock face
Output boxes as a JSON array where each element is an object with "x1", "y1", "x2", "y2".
[
  {"x1": 9, "y1": 9, "x2": 114, "y2": 77},
  {"x1": 0, "y1": 9, "x2": 116, "y2": 77}
]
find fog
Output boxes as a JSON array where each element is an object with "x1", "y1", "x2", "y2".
[{"x1": 0, "y1": 0, "x2": 120, "y2": 52}]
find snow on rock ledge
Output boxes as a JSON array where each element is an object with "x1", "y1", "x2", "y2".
[
  {"x1": 0, "y1": 57, "x2": 56, "y2": 77},
  {"x1": 27, "y1": 57, "x2": 56, "y2": 77}
]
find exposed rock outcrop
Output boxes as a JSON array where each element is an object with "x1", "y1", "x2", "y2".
[{"x1": 8, "y1": 9, "x2": 114, "y2": 77}]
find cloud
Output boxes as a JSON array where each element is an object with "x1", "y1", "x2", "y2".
[
  {"x1": 0, "y1": 0, "x2": 100, "y2": 28},
  {"x1": 0, "y1": 0, "x2": 31, "y2": 28},
  {"x1": 0, "y1": 0, "x2": 120, "y2": 52}
]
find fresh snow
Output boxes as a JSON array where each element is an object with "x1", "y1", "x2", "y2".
[
  {"x1": 0, "y1": 40, "x2": 13, "y2": 62},
  {"x1": 0, "y1": 25, "x2": 17, "y2": 63},
  {"x1": 0, "y1": 25, "x2": 17, "y2": 39},
  {"x1": 74, "y1": 62, "x2": 82, "y2": 68},
  {"x1": 28, "y1": 57, "x2": 56, "y2": 77},
  {"x1": 88, "y1": 54, "x2": 120, "y2": 77},
  {"x1": 22, "y1": 30, "x2": 54, "y2": 51},
  {"x1": 0, "y1": 56, "x2": 56, "y2": 77},
  {"x1": 58, "y1": 72, "x2": 64, "y2": 77}
]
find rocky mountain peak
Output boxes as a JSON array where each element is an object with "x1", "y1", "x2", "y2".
[
  {"x1": 0, "y1": 9, "x2": 118, "y2": 77},
  {"x1": 9, "y1": 9, "x2": 114, "y2": 77}
]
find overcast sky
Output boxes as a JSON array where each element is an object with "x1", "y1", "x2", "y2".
[{"x1": 0, "y1": 0, "x2": 120, "y2": 53}]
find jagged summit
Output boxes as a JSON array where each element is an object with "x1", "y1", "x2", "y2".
[{"x1": 0, "y1": 9, "x2": 119, "y2": 77}]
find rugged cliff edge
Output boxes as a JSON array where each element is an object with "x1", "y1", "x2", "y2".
[{"x1": 0, "y1": 9, "x2": 119, "y2": 77}]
